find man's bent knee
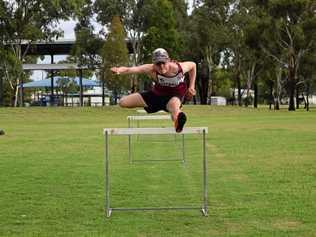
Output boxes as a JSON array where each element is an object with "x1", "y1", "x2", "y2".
[
  {"x1": 118, "y1": 96, "x2": 129, "y2": 108},
  {"x1": 119, "y1": 93, "x2": 146, "y2": 108}
]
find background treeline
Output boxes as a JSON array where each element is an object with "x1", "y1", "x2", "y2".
[{"x1": 0, "y1": 0, "x2": 315, "y2": 110}]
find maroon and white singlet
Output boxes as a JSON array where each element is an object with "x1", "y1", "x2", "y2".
[{"x1": 152, "y1": 62, "x2": 187, "y2": 97}]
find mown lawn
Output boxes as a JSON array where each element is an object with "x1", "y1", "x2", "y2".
[{"x1": 0, "y1": 106, "x2": 315, "y2": 237}]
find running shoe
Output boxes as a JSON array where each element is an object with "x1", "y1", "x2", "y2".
[{"x1": 175, "y1": 112, "x2": 187, "y2": 133}]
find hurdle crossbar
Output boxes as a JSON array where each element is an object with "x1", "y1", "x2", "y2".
[
  {"x1": 103, "y1": 127, "x2": 208, "y2": 217},
  {"x1": 127, "y1": 115, "x2": 171, "y2": 121},
  {"x1": 104, "y1": 127, "x2": 207, "y2": 135},
  {"x1": 136, "y1": 109, "x2": 167, "y2": 114}
]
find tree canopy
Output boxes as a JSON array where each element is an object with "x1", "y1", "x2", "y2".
[{"x1": 1, "y1": 0, "x2": 315, "y2": 110}]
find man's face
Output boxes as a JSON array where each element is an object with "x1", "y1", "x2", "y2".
[{"x1": 154, "y1": 61, "x2": 170, "y2": 74}]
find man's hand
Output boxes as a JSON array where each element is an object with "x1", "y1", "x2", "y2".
[
  {"x1": 185, "y1": 87, "x2": 196, "y2": 100},
  {"x1": 111, "y1": 67, "x2": 122, "y2": 74}
]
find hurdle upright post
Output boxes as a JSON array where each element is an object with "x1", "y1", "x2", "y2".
[
  {"x1": 202, "y1": 128, "x2": 208, "y2": 216},
  {"x1": 104, "y1": 130, "x2": 112, "y2": 217},
  {"x1": 128, "y1": 117, "x2": 132, "y2": 163}
]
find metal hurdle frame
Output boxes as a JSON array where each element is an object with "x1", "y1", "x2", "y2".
[
  {"x1": 127, "y1": 115, "x2": 185, "y2": 163},
  {"x1": 103, "y1": 127, "x2": 208, "y2": 217},
  {"x1": 136, "y1": 109, "x2": 167, "y2": 114},
  {"x1": 127, "y1": 115, "x2": 171, "y2": 130}
]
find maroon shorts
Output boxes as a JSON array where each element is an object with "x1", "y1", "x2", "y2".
[{"x1": 139, "y1": 90, "x2": 183, "y2": 113}]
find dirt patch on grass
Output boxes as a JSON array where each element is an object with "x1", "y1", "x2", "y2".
[{"x1": 272, "y1": 220, "x2": 302, "y2": 231}]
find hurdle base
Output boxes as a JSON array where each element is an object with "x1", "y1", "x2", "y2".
[
  {"x1": 106, "y1": 208, "x2": 112, "y2": 217},
  {"x1": 130, "y1": 158, "x2": 185, "y2": 163},
  {"x1": 201, "y1": 207, "x2": 208, "y2": 216},
  {"x1": 106, "y1": 206, "x2": 208, "y2": 217}
]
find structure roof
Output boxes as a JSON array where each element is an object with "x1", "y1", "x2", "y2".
[
  {"x1": 22, "y1": 64, "x2": 88, "y2": 70},
  {"x1": 22, "y1": 77, "x2": 100, "y2": 88},
  {"x1": 17, "y1": 40, "x2": 133, "y2": 56}
]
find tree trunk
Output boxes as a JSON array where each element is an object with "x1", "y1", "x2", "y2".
[
  {"x1": 287, "y1": 51, "x2": 296, "y2": 111},
  {"x1": 207, "y1": 63, "x2": 212, "y2": 99},
  {"x1": 14, "y1": 44, "x2": 23, "y2": 107},
  {"x1": 0, "y1": 75, "x2": 3, "y2": 107},
  {"x1": 205, "y1": 46, "x2": 214, "y2": 104},
  {"x1": 253, "y1": 79, "x2": 258, "y2": 108},
  {"x1": 245, "y1": 63, "x2": 256, "y2": 107},
  {"x1": 236, "y1": 71, "x2": 241, "y2": 106},
  {"x1": 269, "y1": 81, "x2": 273, "y2": 110},
  {"x1": 129, "y1": 29, "x2": 142, "y2": 91},
  {"x1": 14, "y1": 83, "x2": 19, "y2": 107},
  {"x1": 296, "y1": 88, "x2": 300, "y2": 109},
  {"x1": 305, "y1": 80, "x2": 310, "y2": 112},
  {"x1": 197, "y1": 62, "x2": 209, "y2": 104},
  {"x1": 274, "y1": 66, "x2": 282, "y2": 110}
]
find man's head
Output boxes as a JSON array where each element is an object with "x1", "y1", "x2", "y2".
[
  {"x1": 152, "y1": 48, "x2": 170, "y2": 64},
  {"x1": 152, "y1": 48, "x2": 170, "y2": 74}
]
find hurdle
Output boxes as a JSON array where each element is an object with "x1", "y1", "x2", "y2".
[
  {"x1": 127, "y1": 114, "x2": 171, "y2": 129},
  {"x1": 136, "y1": 109, "x2": 167, "y2": 114},
  {"x1": 127, "y1": 115, "x2": 183, "y2": 163},
  {"x1": 103, "y1": 127, "x2": 208, "y2": 217}
]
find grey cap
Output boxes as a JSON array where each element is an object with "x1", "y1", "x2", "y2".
[{"x1": 152, "y1": 48, "x2": 169, "y2": 64}]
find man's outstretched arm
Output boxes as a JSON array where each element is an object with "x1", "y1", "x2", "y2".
[{"x1": 111, "y1": 64, "x2": 153, "y2": 75}]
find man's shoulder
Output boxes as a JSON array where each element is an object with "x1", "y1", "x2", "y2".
[{"x1": 179, "y1": 61, "x2": 195, "y2": 73}]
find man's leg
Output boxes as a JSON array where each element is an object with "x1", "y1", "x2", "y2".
[
  {"x1": 119, "y1": 93, "x2": 147, "y2": 108},
  {"x1": 166, "y1": 97, "x2": 182, "y2": 121},
  {"x1": 167, "y1": 97, "x2": 187, "y2": 132}
]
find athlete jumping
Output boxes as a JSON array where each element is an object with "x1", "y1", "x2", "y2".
[{"x1": 111, "y1": 48, "x2": 196, "y2": 133}]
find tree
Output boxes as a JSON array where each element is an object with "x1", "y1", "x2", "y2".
[
  {"x1": 94, "y1": 0, "x2": 144, "y2": 91},
  {"x1": 94, "y1": 0, "x2": 188, "y2": 92},
  {"x1": 187, "y1": 0, "x2": 230, "y2": 104},
  {"x1": 0, "y1": 0, "x2": 79, "y2": 106},
  {"x1": 254, "y1": 0, "x2": 316, "y2": 111},
  {"x1": 101, "y1": 16, "x2": 129, "y2": 105},
  {"x1": 141, "y1": 0, "x2": 184, "y2": 61},
  {"x1": 72, "y1": 0, "x2": 103, "y2": 68},
  {"x1": 299, "y1": 48, "x2": 316, "y2": 111}
]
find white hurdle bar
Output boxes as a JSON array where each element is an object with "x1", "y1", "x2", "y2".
[
  {"x1": 136, "y1": 109, "x2": 167, "y2": 114},
  {"x1": 127, "y1": 115, "x2": 171, "y2": 128},
  {"x1": 103, "y1": 127, "x2": 208, "y2": 217}
]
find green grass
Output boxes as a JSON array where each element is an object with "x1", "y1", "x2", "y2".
[{"x1": 0, "y1": 106, "x2": 315, "y2": 237}]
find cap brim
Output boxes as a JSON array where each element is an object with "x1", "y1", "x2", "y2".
[{"x1": 153, "y1": 57, "x2": 169, "y2": 64}]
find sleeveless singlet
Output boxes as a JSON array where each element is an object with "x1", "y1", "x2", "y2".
[{"x1": 152, "y1": 62, "x2": 187, "y2": 97}]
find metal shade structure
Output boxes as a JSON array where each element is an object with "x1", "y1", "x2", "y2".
[
  {"x1": 22, "y1": 63, "x2": 89, "y2": 71},
  {"x1": 21, "y1": 77, "x2": 100, "y2": 88}
]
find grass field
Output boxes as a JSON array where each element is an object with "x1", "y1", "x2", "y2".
[{"x1": 0, "y1": 106, "x2": 315, "y2": 237}]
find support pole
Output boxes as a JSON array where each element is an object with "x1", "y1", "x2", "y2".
[
  {"x1": 202, "y1": 129, "x2": 208, "y2": 216},
  {"x1": 0, "y1": 74, "x2": 3, "y2": 106},
  {"x1": 50, "y1": 54, "x2": 54, "y2": 106},
  {"x1": 105, "y1": 131, "x2": 111, "y2": 217},
  {"x1": 79, "y1": 69, "x2": 83, "y2": 107},
  {"x1": 128, "y1": 118, "x2": 132, "y2": 163},
  {"x1": 182, "y1": 134, "x2": 185, "y2": 163}
]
